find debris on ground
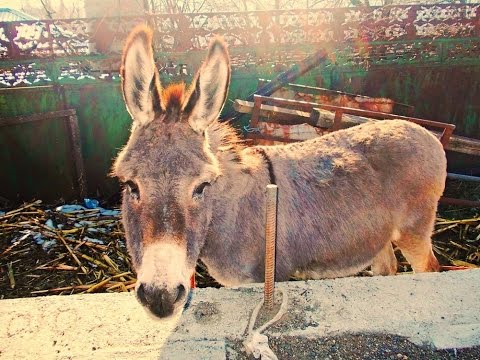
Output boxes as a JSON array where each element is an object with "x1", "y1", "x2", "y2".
[
  {"x1": 0, "y1": 199, "x2": 134, "y2": 297},
  {"x1": 0, "y1": 199, "x2": 221, "y2": 299},
  {"x1": 227, "y1": 333, "x2": 480, "y2": 360},
  {"x1": 0, "y1": 197, "x2": 478, "y2": 299}
]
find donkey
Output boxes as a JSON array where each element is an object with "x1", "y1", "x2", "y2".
[{"x1": 112, "y1": 25, "x2": 446, "y2": 319}]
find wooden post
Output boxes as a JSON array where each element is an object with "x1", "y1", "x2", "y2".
[{"x1": 65, "y1": 113, "x2": 87, "y2": 199}]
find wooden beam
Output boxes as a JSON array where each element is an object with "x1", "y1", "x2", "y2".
[
  {"x1": 234, "y1": 99, "x2": 315, "y2": 126},
  {"x1": 310, "y1": 108, "x2": 480, "y2": 156},
  {"x1": 66, "y1": 113, "x2": 87, "y2": 199},
  {"x1": 0, "y1": 109, "x2": 76, "y2": 127},
  {"x1": 446, "y1": 135, "x2": 480, "y2": 157},
  {"x1": 439, "y1": 197, "x2": 480, "y2": 208},
  {"x1": 0, "y1": 109, "x2": 88, "y2": 198}
]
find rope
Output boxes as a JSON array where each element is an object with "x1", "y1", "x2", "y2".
[{"x1": 243, "y1": 289, "x2": 288, "y2": 359}]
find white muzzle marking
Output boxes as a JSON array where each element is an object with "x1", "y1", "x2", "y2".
[{"x1": 136, "y1": 242, "x2": 190, "y2": 290}]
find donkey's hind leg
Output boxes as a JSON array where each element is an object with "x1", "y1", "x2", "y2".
[
  {"x1": 395, "y1": 208, "x2": 440, "y2": 273},
  {"x1": 371, "y1": 242, "x2": 397, "y2": 276},
  {"x1": 395, "y1": 217, "x2": 439, "y2": 274},
  {"x1": 396, "y1": 233, "x2": 440, "y2": 273}
]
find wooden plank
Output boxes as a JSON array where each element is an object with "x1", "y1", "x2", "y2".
[
  {"x1": 447, "y1": 135, "x2": 480, "y2": 157},
  {"x1": 311, "y1": 108, "x2": 370, "y2": 128},
  {"x1": 234, "y1": 99, "x2": 315, "y2": 126},
  {"x1": 0, "y1": 109, "x2": 87, "y2": 199},
  {"x1": 246, "y1": 133, "x2": 298, "y2": 144},
  {"x1": 0, "y1": 109, "x2": 76, "y2": 127},
  {"x1": 313, "y1": 108, "x2": 480, "y2": 156},
  {"x1": 264, "y1": 79, "x2": 413, "y2": 110},
  {"x1": 66, "y1": 113, "x2": 87, "y2": 198},
  {"x1": 234, "y1": 99, "x2": 480, "y2": 156}
]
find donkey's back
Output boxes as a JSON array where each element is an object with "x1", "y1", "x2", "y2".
[{"x1": 260, "y1": 119, "x2": 445, "y2": 280}]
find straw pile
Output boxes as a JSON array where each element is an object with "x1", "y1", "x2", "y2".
[
  {"x1": 431, "y1": 216, "x2": 480, "y2": 270},
  {"x1": 0, "y1": 200, "x2": 135, "y2": 297}
]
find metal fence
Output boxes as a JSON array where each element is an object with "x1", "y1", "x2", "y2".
[{"x1": 1, "y1": 4, "x2": 479, "y2": 58}]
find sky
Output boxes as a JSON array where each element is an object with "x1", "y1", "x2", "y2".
[
  {"x1": 1, "y1": 0, "x2": 77, "y2": 9},
  {"x1": 1, "y1": 0, "x2": 85, "y2": 12},
  {"x1": 1, "y1": 0, "x2": 86, "y2": 18},
  {"x1": 2, "y1": 0, "x2": 24, "y2": 10},
  {"x1": 2, "y1": 0, "x2": 44, "y2": 10}
]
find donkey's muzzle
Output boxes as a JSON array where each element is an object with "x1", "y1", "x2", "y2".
[{"x1": 136, "y1": 282, "x2": 187, "y2": 318}]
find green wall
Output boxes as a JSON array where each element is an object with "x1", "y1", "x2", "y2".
[{"x1": 1, "y1": 56, "x2": 479, "y2": 202}]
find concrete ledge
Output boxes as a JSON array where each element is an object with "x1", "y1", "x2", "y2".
[{"x1": 1, "y1": 270, "x2": 479, "y2": 359}]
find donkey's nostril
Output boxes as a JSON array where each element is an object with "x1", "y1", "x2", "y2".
[
  {"x1": 174, "y1": 284, "x2": 186, "y2": 304},
  {"x1": 136, "y1": 282, "x2": 148, "y2": 305},
  {"x1": 136, "y1": 282, "x2": 186, "y2": 317}
]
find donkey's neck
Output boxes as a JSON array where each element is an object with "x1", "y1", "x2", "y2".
[{"x1": 200, "y1": 125, "x2": 273, "y2": 285}]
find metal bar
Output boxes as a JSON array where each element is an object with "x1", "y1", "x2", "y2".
[
  {"x1": 0, "y1": 109, "x2": 76, "y2": 127},
  {"x1": 251, "y1": 95, "x2": 263, "y2": 129},
  {"x1": 259, "y1": 79, "x2": 415, "y2": 113},
  {"x1": 440, "y1": 126, "x2": 454, "y2": 148},
  {"x1": 65, "y1": 113, "x2": 87, "y2": 199},
  {"x1": 447, "y1": 173, "x2": 480, "y2": 183},
  {"x1": 439, "y1": 197, "x2": 480, "y2": 208},
  {"x1": 246, "y1": 133, "x2": 298, "y2": 144},
  {"x1": 247, "y1": 48, "x2": 328, "y2": 99},
  {"x1": 264, "y1": 184, "x2": 278, "y2": 309},
  {"x1": 221, "y1": 48, "x2": 328, "y2": 121},
  {"x1": 332, "y1": 110, "x2": 343, "y2": 131}
]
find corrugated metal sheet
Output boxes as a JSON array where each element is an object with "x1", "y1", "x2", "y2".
[{"x1": 0, "y1": 8, "x2": 36, "y2": 22}]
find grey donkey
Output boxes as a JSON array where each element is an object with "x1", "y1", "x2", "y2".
[{"x1": 112, "y1": 25, "x2": 446, "y2": 319}]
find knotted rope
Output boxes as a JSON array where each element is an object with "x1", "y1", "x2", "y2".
[{"x1": 243, "y1": 289, "x2": 288, "y2": 359}]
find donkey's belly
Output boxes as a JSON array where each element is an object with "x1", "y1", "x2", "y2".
[{"x1": 292, "y1": 259, "x2": 371, "y2": 280}]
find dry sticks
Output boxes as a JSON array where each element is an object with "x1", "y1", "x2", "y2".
[
  {"x1": 1, "y1": 201, "x2": 479, "y2": 298},
  {"x1": 0, "y1": 200, "x2": 134, "y2": 297},
  {"x1": 432, "y1": 216, "x2": 480, "y2": 269}
]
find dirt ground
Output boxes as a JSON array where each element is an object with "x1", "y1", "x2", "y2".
[{"x1": 226, "y1": 333, "x2": 480, "y2": 360}]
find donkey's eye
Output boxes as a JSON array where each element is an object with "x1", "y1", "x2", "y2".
[
  {"x1": 192, "y1": 182, "x2": 211, "y2": 199},
  {"x1": 125, "y1": 180, "x2": 140, "y2": 200}
]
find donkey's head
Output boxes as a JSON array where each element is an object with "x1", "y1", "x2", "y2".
[{"x1": 113, "y1": 25, "x2": 230, "y2": 319}]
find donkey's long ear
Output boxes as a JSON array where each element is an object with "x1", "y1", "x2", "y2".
[
  {"x1": 121, "y1": 25, "x2": 163, "y2": 126},
  {"x1": 184, "y1": 37, "x2": 230, "y2": 134}
]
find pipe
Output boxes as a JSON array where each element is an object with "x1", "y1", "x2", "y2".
[
  {"x1": 439, "y1": 197, "x2": 480, "y2": 208},
  {"x1": 447, "y1": 173, "x2": 480, "y2": 183},
  {"x1": 221, "y1": 48, "x2": 328, "y2": 122}
]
